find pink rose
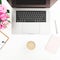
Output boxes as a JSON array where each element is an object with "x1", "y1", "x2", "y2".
[
  {"x1": 0, "y1": 20, "x2": 9, "y2": 29},
  {"x1": 0, "y1": 5, "x2": 9, "y2": 22},
  {"x1": 0, "y1": 24, "x2": 7, "y2": 29},
  {"x1": 0, "y1": 13, "x2": 9, "y2": 21},
  {"x1": 2, "y1": 20, "x2": 9, "y2": 25},
  {"x1": 0, "y1": 5, "x2": 7, "y2": 13},
  {"x1": 0, "y1": 4, "x2": 10, "y2": 29}
]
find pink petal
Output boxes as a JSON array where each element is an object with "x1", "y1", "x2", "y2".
[
  {"x1": 0, "y1": 13, "x2": 9, "y2": 21},
  {"x1": 0, "y1": 5, "x2": 7, "y2": 13},
  {"x1": 0, "y1": 12, "x2": 4, "y2": 15},
  {"x1": 0, "y1": 24, "x2": 6, "y2": 29},
  {"x1": 3, "y1": 21, "x2": 9, "y2": 25},
  {"x1": 0, "y1": 13, "x2": 9, "y2": 18},
  {"x1": 0, "y1": 24, "x2": 2, "y2": 29}
]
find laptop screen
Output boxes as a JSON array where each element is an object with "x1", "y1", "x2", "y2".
[{"x1": 16, "y1": 0, "x2": 46, "y2": 5}]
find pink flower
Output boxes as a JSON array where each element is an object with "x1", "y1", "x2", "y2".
[
  {"x1": 0, "y1": 4, "x2": 10, "y2": 29},
  {"x1": 0, "y1": 5, "x2": 7, "y2": 13},
  {"x1": 0, "y1": 5, "x2": 9, "y2": 22},
  {"x1": 0, "y1": 20, "x2": 9, "y2": 29},
  {"x1": 0, "y1": 24, "x2": 7, "y2": 29},
  {"x1": 2, "y1": 20, "x2": 9, "y2": 25},
  {"x1": 0, "y1": 13, "x2": 9, "y2": 21}
]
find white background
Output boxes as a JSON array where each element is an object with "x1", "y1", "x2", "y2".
[{"x1": 0, "y1": 0, "x2": 60, "y2": 60}]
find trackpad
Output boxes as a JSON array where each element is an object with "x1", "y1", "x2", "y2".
[{"x1": 22, "y1": 23, "x2": 40, "y2": 34}]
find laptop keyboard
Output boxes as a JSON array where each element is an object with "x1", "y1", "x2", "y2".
[{"x1": 16, "y1": 11, "x2": 46, "y2": 22}]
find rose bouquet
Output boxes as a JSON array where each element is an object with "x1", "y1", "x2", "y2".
[{"x1": 0, "y1": 0, "x2": 10, "y2": 29}]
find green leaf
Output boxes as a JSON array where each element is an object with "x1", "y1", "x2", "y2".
[
  {"x1": 7, "y1": 10, "x2": 10, "y2": 13},
  {"x1": 8, "y1": 20, "x2": 11, "y2": 23},
  {"x1": 0, "y1": 0, "x2": 2, "y2": 4}
]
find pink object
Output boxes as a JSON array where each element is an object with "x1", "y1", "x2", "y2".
[
  {"x1": 0, "y1": 24, "x2": 7, "y2": 29},
  {"x1": 2, "y1": 21, "x2": 9, "y2": 25},
  {"x1": 0, "y1": 13, "x2": 9, "y2": 21},
  {"x1": 45, "y1": 36, "x2": 60, "y2": 53},
  {"x1": 0, "y1": 4, "x2": 9, "y2": 29},
  {"x1": 0, "y1": 21, "x2": 9, "y2": 29},
  {"x1": 0, "y1": 5, "x2": 7, "y2": 13}
]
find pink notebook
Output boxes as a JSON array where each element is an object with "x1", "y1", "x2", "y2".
[{"x1": 45, "y1": 36, "x2": 60, "y2": 53}]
